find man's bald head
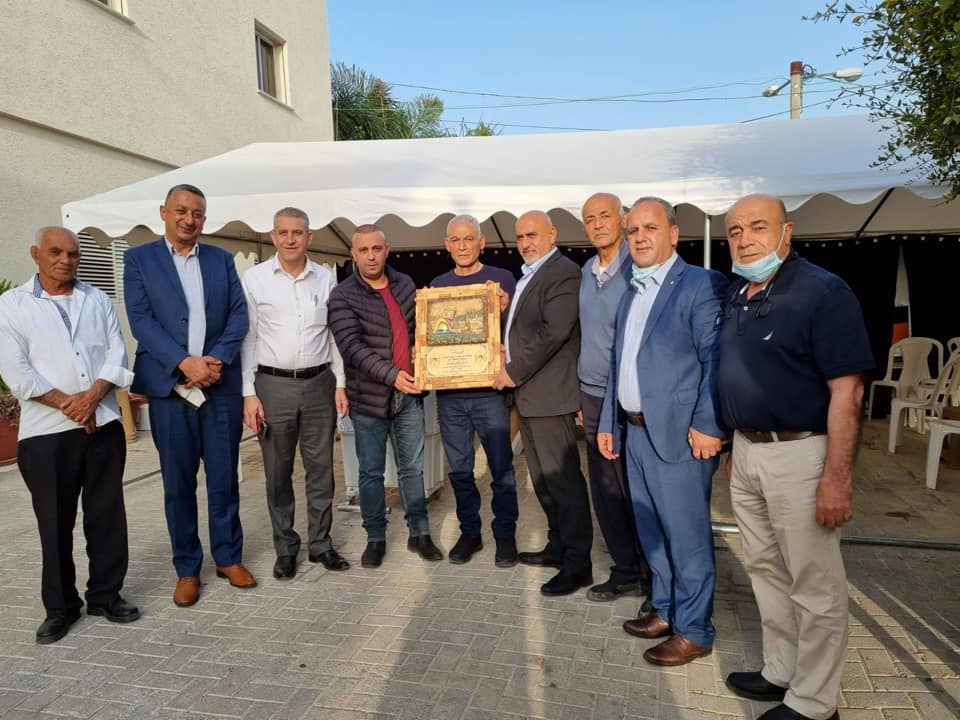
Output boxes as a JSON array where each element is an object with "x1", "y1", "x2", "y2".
[
  {"x1": 727, "y1": 194, "x2": 788, "y2": 225},
  {"x1": 515, "y1": 210, "x2": 557, "y2": 264}
]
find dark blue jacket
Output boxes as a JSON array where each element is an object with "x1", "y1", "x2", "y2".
[{"x1": 124, "y1": 239, "x2": 248, "y2": 398}]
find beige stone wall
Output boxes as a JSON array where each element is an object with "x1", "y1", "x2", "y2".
[{"x1": 0, "y1": 0, "x2": 332, "y2": 283}]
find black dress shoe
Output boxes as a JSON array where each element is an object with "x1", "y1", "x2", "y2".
[
  {"x1": 758, "y1": 704, "x2": 838, "y2": 720},
  {"x1": 87, "y1": 597, "x2": 140, "y2": 623},
  {"x1": 494, "y1": 537, "x2": 518, "y2": 568},
  {"x1": 448, "y1": 534, "x2": 483, "y2": 564},
  {"x1": 407, "y1": 534, "x2": 443, "y2": 561},
  {"x1": 273, "y1": 555, "x2": 297, "y2": 579},
  {"x1": 637, "y1": 597, "x2": 656, "y2": 619},
  {"x1": 361, "y1": 540, "x2": 386, "y2": 568},
  {"x1": 541, "y1": 568, "x2": 593, "y2": 596},
  {"x1": 309, "y1": 549, "x2": 350, "y2": 571},
  {"x1": 517, "y1": 549, "x2": 564, "y2": 568},
  {"x1": 586, "y1": 577, "x2": 644, "y2": 602},
  {"x1": 725, "y1": 671, "x2": 788, "y2": 702},
  {"x1": 36, "y1": 608, "x2": 82, "y2": 644}
]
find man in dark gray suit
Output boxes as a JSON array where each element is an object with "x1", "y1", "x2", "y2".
[{"x1": 493, "y1": 210, "x2": 592, "y2": 596}]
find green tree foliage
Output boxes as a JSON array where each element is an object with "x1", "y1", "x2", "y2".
[
  {"x1": 809, "y1": 1, "x2": 960, "y2": 198},
  {"x1": 330, "y1": 62, "x2": 501, "y2": 140}
]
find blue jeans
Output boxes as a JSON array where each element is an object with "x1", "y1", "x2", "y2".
[
  {"x1": 437, "y1": 393, "x2": 518, "y2": 538},
  {"x1": 351, "y1": 392, "x2": 430, "y2": 540}
]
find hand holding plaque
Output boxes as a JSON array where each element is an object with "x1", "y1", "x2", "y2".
[{"x1": 413, "y1": 283, "x2": 502, "y2": 390}]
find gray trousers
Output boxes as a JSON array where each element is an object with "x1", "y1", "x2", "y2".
[{"x1": 255, "y1": 369, "x2": 337, "y2": 558}]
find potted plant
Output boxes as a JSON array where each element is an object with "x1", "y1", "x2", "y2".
[{"x1": 0, "y1": 278, "x2": 19, "y2": 466}]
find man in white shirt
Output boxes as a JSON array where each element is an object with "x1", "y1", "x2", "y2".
[
  {"x1": 241, "y1": 207, "x2": 350, "y2": 579},
  {"x1": 0, "y1": 227, "x2": 139, "y2": 644}
]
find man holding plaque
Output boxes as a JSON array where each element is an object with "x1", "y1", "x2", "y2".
[
  {"x1": 493, "y1": 211, "x2": 593, "y2": 596},
  {"x1": 328, "y1": 224, "x2": 443, "y2": 568},
  {"x1": 430, "y1": 214, "x2": 519, "y2": 567}
]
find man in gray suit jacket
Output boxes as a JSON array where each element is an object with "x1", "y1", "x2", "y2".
[{"x1": 493, "y1": 210, "x2": 592, "y2": 596}]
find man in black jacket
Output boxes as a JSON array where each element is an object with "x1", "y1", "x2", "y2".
[
  {"x1": 493, "y1": 210, "x2": 592, "y2": 596},
  {"x1": 329, "y1": 224, "x2": 442, "y2": 568}
]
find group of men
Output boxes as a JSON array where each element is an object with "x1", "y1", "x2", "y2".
[{"x1": 0, "y1": 184, "x2": 872, "y2": 720}]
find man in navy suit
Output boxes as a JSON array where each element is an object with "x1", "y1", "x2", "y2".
[
  {"x1": 598, "y1": 197, "x2": 727, "y2": 666},
  {"x1": 124, "y1": 184, "x2": 256, "y2": 607}
]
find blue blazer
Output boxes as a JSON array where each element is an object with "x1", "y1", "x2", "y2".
[
  {"x1": 599, "y1": 255, "x2": 728, "y2": 464},
  {"x1": 124, "y1": 239, "x2": 248, "y2": 399}
]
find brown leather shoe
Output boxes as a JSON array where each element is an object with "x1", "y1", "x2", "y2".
[
  {"x1": 173, "y1": 576, "x2": 200, "y2": 607},
  {"x1": 643, "y1": 634, "x2": 712, "y2": 666},
  {"x1": 215, "y1": 563, "x2": 258, "y2": 588},
  {"x1": 623, "y1": 613, "x2": 672, "y2": 639}
]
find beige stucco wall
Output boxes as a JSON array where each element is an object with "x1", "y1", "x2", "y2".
[{"x1": 0, "y1": 0, "x2": 333, "y2": 283}]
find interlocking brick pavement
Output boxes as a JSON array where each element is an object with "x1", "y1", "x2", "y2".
[{"x1": 0, "y1": 420, "x2": 957, "y2": 719}]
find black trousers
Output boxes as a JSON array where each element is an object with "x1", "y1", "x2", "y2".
[
  {"x1": 580, "y1": 392, "x2": 649, "y2": 584},
  {"x1": 18, "y1": 421, "x2": 129, "y2": 615},
  {"x1": 519, "y1": 413, "x2": 593, "y2": 573}
]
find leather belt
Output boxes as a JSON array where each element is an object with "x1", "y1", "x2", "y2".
[
  {"x1": 625, "y1": 413, "x2": 646, "y2": 426},
  {"x1": 257, "y1": 363, "x2": 329, "y2": 379},
  {"x1": 738, "y1": 429, "x2": 825, "y2": 443}
]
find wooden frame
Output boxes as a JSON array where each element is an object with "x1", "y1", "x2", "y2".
[{"x1": 414, "y1": 282, "x2": 501, "y2": 390}]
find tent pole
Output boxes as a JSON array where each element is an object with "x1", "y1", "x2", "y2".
[{"x1": 703, "y1": 214, "x2": 712, "y2": 269}]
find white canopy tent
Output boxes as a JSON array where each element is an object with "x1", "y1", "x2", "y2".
[{"x1": 62, "y1": 114, "x2": 959, "y2": 264}]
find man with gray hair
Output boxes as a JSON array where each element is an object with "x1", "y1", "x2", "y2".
[
  {"x1": 578, "y1": 193, "x2": 650, "y2": 603},
  {"x1": 241, "y1": 207, "x2": 350, "y2": 580},
  {"x1": 0, "y1": 227, "x2": 139, "y2": 644},
  {"x1": 430, "y1": 214, "x2": 518, "y2": 566}
]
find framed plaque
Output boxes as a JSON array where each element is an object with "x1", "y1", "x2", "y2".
[{"x1": 414, "y1": 283, "x2": 502, "y2": 390}]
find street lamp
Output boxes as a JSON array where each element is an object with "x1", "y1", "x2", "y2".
[{"x1": 762, "y1": 60, "x2": 864, "y2": 118}]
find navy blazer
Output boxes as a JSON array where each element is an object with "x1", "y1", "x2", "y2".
[
  {"x1": 124, "y1": 239, "x2": 248, "y2": 398},
  {"x1": 599, "y1": 255, "x2": 728, "y2": 463}
]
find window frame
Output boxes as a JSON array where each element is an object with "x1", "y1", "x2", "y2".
[{"x1": 254, "y1": 22, "x2": 290, "y2": 106}]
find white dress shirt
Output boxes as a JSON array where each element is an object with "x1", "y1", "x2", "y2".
[
  {"x1": 0, "y1": 277, "x2": 134, "y2": 440},
  {"x1": 240, "y1": 256, "x2": 345, "y2": 396}
]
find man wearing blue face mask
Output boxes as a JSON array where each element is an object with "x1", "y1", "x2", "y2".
[
  {"x1": 598, "y1": 197, "x2": 728, "y2": 666},
  {"x1": 718, "y1": 194, "x2": 873, "y2": 720}
]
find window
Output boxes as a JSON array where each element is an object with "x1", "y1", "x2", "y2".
[
  {"x1": 255, "y1": 23, "x2": 289, "y2": 104},
  {"x1": 77, "y1": 233, "x2": 128, "y2": 301},
  {"x1": 93, "y1": 0, "x2": 127, "y2": 15}
]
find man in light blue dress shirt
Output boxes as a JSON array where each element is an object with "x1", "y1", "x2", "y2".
[{"x1": 598, "y1": 197, "x2": 728, "y2": 666}]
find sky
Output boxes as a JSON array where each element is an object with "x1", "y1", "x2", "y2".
[{"x1": 327, "y1": 1, "x2": 882, "y2": 134}]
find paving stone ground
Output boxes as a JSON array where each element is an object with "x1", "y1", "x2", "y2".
[{"x1": 0, "y1": 418, "x2": 957, "y2": 720}]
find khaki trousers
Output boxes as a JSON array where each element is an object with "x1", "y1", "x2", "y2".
[{"x1": 730, "y1": 431, "x2": 847, "y2": 720}]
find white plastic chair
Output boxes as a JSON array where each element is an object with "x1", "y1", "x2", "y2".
[
  {"x1": 868, "y1": 337, "x2": 943, "y2": 418},
  {"x1": 888, "y1": 351, "x2": 960, "y2": 453},
  {"x1": 925, "y1": 419, "x2": 960, "y2": 489}
]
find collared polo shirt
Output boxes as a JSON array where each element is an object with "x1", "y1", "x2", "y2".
[{"x1": 717, "y1": 252, "x2": 875, "y2": 432}]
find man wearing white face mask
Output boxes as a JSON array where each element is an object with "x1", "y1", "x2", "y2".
[{"x1": 718, "y1": 194, "x2": 874, "y2": 720}]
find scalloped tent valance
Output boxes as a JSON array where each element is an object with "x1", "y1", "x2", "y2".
[{"x1": 62, "y1": 114, "x2": 958, "y2": 257}]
